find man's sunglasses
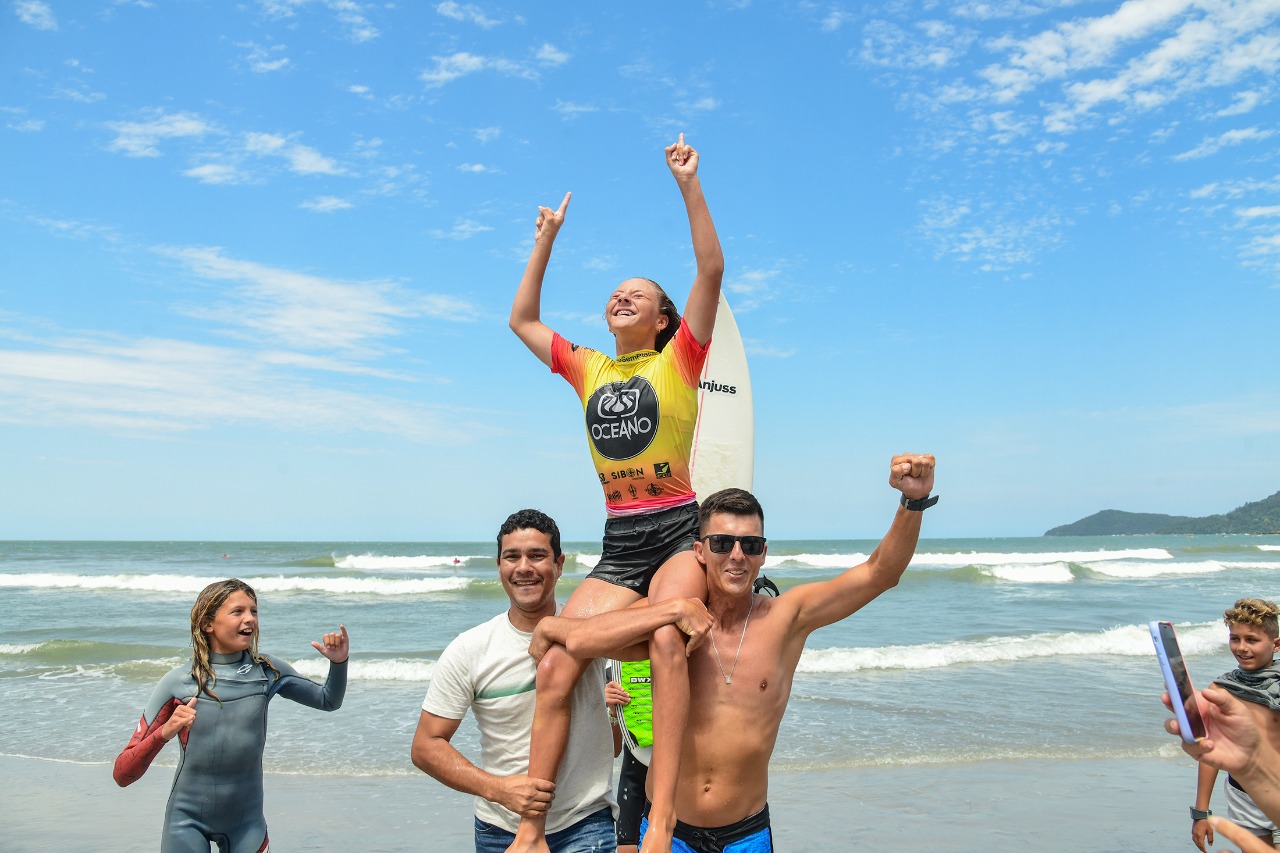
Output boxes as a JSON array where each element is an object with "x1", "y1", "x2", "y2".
[{"x1": 701, "y1": 534, "x2": 767, "y2": 556}]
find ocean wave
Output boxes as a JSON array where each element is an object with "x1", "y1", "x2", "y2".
[
  {"x1": 976, "y1": 563, "x2": 1075, "y2": 583},
  {"x1": 910, "y1": 548, "x2": 1173, "y2": 568},
  {"x1": 289, "y1": 657, "x2": 436, "y2": 682},
  {"x1": 0, "y1": 573, "x2": 473, "y2": 596},
  {"x1": 334, "y1": 554, "x2": 483, "y2": 571},
  {"x1": 1082, "y1": 560, "x2": 1226, "y2": 579},
  {"x1": 1259, "y1": 545, "x2": 1280, "y2": 552},
  {"x1": 795, "y1": 622, "x2": 1223, "y2": 673}
]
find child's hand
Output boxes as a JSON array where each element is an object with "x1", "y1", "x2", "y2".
[
  {"x1": 311, "y1": 624, "x2": 349, "y2": 663},
  {"x1": 161, "y1": 696, "x2": 197, "y2": 741},
  {"x1": 605, "y1": 680, "x2": 631, "y2": 710}
]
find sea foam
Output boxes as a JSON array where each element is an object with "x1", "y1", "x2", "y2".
[
  {"x1": 796, "y1": 621, "x2": 1223, "y2": 673},
  {"x1": 0, "y1": 573, "x2": 473, "y2": 596}
]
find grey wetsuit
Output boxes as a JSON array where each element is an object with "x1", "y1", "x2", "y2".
[{"x1": 114, "y1": 650, "x2": 347, "y2": 852}]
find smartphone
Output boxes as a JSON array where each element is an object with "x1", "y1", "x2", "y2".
[{"x1": 1150, "y1": 620, "x2": 1208, "y2": 743}]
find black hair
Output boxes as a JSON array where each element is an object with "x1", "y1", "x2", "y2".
[
  {"x1": 698, "y1": 488, "x2": 764, "y2": 534},
  {"x1": 497, "y1": 508, "x2": 562, "y2": 559}
]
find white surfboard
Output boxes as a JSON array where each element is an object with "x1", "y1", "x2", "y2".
[{"x1": 690, "y1": 292, "x2": 754, "y2": 497}]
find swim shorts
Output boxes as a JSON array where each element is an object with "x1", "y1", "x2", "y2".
[
  {"x1": 1226, "y1": 775, "x2": 1280, "y2": 841},
  {"x1": 639, "y1": 804, "x2": 772, "y2": 853},
  {"x1": 588, "y1": 502, "x2": 698, "y2": 596}
]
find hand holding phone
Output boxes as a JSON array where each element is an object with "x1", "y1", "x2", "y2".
[{"x1": 1150, "y1": 620, "x2": 1208, "y2": 743}]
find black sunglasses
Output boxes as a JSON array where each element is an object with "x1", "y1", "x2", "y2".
[{"x1": 701, "y1": 534, "x2": 767, "y2": 556}]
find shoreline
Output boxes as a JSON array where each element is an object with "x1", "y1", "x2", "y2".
[{"x1": 6, "y1": 753, "x2": 1193, "y2": 851}]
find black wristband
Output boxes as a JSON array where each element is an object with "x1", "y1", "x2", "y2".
[
  {"x1": 1190, "y1": 807, "x2": 1212, "y2": 821},
  {"x1": 900, "y1": 493, "x2": 939, "y2": 511}
]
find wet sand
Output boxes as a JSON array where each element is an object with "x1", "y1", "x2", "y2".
[{"x1": 5, "y1": 752, "x2": 1194, "y2": 851}]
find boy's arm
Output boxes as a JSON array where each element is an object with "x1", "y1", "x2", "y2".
[
  {"x1": 529, "y1": 598, "x2": 713, "y2": 662},
  {"x1": 410, "y1": 711, "x2": 555, "y2": 818},
  {"x1": 666, "y1": 135, "x2": 723, "y2": 345},
  {"x1": 1193, "y1": 760, "x2": 1218, "y2": 851},
  {"x1": 787, "y1": 454, "x2": 934, "y2": 635},
  {"x1": 510, "y1": 192, "x2": 571, "y2": 368}
]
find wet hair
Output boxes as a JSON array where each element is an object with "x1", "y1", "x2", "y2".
[
  {"x1": 605, "y1": 278, "x2": 682, "y2": 352},
  {"x1": 190, "y1": 578, "x2": 278, "y2": 701},
  {"x1": 698, "y1": 488, "x2": 764, "y2": 534},
  {"x1": 1224, "y1": 598, "x2": 1280, "y2": 639},
  {"x1": 497, "y1": 508, "x2": 562, "y2": 559}
]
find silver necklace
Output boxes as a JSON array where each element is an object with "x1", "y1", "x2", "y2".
[{"x1": 708, "y1": 597, "x2": 753, "y2": 685}]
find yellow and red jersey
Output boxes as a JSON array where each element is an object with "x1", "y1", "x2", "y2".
[{"x1": 552, "y1": 322, "x2": 710, "y2": 516}]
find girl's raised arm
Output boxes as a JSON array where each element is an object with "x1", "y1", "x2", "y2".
[{"x1": 510, "y1": 192, "x2": 572, "y2": 368}]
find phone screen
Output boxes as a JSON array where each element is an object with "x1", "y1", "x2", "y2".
[{"x1": 1152, "y1": 621, "x2": 1208, "y2": 741}]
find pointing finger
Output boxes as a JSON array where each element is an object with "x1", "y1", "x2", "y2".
[{"x1": 557, "y1": 191, "x2": 571, "y2": 215}]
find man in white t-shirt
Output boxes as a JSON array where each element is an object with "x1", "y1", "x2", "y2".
[{"x1": 411, "y1": 509, "x2": 618, "y2": 853}]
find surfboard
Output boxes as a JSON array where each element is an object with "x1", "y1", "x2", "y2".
[{"x1": 690, "y1": 292, "x2": 754, "y2": 496}]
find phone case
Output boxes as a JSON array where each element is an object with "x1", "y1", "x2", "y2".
[{"x1": 1149, "y1": 620, "x2": 1206, "y2": 743}]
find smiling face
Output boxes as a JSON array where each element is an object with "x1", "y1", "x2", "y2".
[
  {"x1": 498, "y1": 527, "x2": 565, "y2": 630},
  {"x1": 605, "y1": 279, "x2": 668, "y2": 343},
  {"x1": 1228, "y1": 620, "x2": 1280, "y2": 671},
  {"x1": 695, "y1": 511, "x2": 767, "y2": 600},
  {"x1": 202, "y1": 590, "x2": 259, "y2": 656}
]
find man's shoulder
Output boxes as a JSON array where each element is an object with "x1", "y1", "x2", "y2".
[{"x1": 445, "y1": 612, "x2": 514, "y2": 651}]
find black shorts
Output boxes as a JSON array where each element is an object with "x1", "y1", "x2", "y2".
[{"x1": 588, "y1": 502, "x2": 699, "y2": 597}]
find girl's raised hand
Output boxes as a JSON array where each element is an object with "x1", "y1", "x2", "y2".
[{"x1": 311, "y1": 624, "x2": 350, "y2": 664}]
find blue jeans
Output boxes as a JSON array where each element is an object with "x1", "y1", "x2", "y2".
[{"x1": 474, "y1": 808, "x2": 616, "y2": 853}]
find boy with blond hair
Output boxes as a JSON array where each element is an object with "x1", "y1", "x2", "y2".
[{"x1": 1192, "y1": 598, "x2": 1280, "y2": 851}]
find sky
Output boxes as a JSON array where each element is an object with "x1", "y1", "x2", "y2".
[{"x1": 2, "y1": 0, "x2": 1279, "y2": 541}]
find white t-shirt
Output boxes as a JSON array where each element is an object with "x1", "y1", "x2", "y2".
[{"x1": 423, "y1": 610, "x2": 617, "y2": 834}]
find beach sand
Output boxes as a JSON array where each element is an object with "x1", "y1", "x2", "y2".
[{"x1": 7, "y1": 753, "x2": 1194, "y2": 851}]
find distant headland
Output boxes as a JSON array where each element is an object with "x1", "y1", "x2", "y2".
[{"x1": 1045, "y1": 491, "x2": 1280, "y2": 536}]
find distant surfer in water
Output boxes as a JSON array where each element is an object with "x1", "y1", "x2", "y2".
[
  {"x1": 508, "y1": 133, "x2": 722, "y2": 853},
  {"x1": 113, "y1": 578, "x2": 349, "y2": 852}
]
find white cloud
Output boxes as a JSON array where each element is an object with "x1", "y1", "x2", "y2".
[
  {"x1": 537, "y1": 43, "x2": 570, "y2": 66},
  {"x1": 105, "y1": 111, "x2": 216, "y2": 157},
  {"x1": 259, "y1": 0, "x2": 379, "y2": 42},
  {"x1": 419, "y1": 52, "x2": 538, "y2": 88},
  {"x1": 0, "y1": 332, "x2": 470, "y2": 441},
  {"x1": 241, "y1": 42, "x2": 291, "y2": 74},
  {"x1": 457, "y1": 163, "x2": 495, "y2": 173},
  {"x1": 160, "y1": 245, "x2": 477, "y2": 354},
  {"x1": 244, "y1": 131, "x2": 343, "y2": 175},
  {"x1": 552, "y1": 100, "x2": 598, "y2": 119},
  {"x1": 436, "y1": 1, "x2": 500, "y2": 28},
  {"x1": 726, "y1": 268, "x2": 783, "y2": 311},
  {"x1": 300, "y1": 195, "x2": 353, "y2": 212},
  {"x1": 919, "y1": 195, "x2": 1067, "y2": 270},
  {"x1": 431, "y1": 219, "x2": 493, "y2": 240},
  {"x1": 1216, "y1": 89, "x2": 1266, "y2": 116},
  {"x1": 1238, "y1": 205, "x2": 1280, "y2": 218},
  {"x1": 1173, "y1": 126, "x2": 1274, "y2": 161},
  {"x1": 15, "y1": 0, "x2": 56, "y2": 30},
  {"x1": 474, "y1": 126, "x2": 501, "y2": 143},
  {"x1": 184, "y1": 163, "x2": 247, "y2": 185}
]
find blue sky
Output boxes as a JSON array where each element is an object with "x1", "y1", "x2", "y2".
[{"x1": 2, "y1": 0, "x2": 1278, "y2": 541}]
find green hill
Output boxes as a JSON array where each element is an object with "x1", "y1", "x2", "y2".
[{"x1": 1045, "y1": 492, "x2": 1280, "y2": 536}]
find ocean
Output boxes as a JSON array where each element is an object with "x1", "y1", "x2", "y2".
[{"x1": 3, "y1": 535, "x2": 1277, "y2": 849}]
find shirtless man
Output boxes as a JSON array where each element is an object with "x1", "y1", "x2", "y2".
[{"x1": 534, "y1": 453, "x2": 935, "y2": 851}]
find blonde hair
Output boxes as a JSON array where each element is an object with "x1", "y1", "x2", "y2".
[
  {"x1": 190, "y1": 579, "x2": 279, "y2": 701},
  {"x1": 1223, "y1": 598, "x2": 1280, "y2": 639}
]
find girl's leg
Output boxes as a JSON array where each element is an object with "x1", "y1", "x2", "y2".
[
  {"x1": 637, "y1": 549, "x2": 706, "y2": 853},
  {"x1": 507, "y1": 578, "x2": 641, "y2": 853}
]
